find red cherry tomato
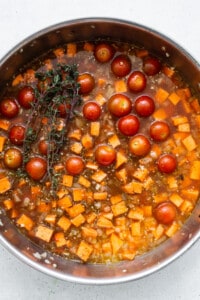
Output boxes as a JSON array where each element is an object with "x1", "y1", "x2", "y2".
[
  {"x1": 83, "y1": 101, "x2": 101, "y2": 121},
  {"x1": 134, "y1": 95, "x2": 155, "y2": 117},
  {"x1": 111, "y1": 54, "x2": 131, "y2": 77},
  {"x1": 4, "y1": 148, "x2": 22, "y2": 169},
  {"x1": 18, "y1": 86, "x2": 35, "y2": 109},
  {"x1": 143, "y1": 57, "x2": 161, "y2": 76},
  {"x1": 0, "y1": 98, "x2": 19, "y2": 118},
  {"x1": 150, "y1": 121, "x2": 170, "y2": 142},
  {"x1": 129, "y1": 134, "x2": 151, "y2": 156},
  {"x1": 95, "y1": 144, "x2": 116, "y2": 166},
  {"x1": 94, "y1": 43, "x2": 114, "y2": 63},
  {"x1": 127, "y1": 71, "x2": 147, "y2": 93},
  {"x1": 157, "y1": 154, "x2": 177, "y2": 173},
  {"x1": 154, "y1": 202, "x2": 177, "y2": 224},
  {"x1": 77, "y1": 73, "x2": 95, "y2": 94},
  {"x1": 57, "y1": 103, "x2": 71, "y2": 118},
  {"x1": 9, "y1": 125, "x2": 25, "y2": 146},
  {"x1": 38, "y1": 140, "x2": 49, "y2": 155},
  {"x1": 25, "y1": 157, "x2": 47, "y2": 180},
  {"x1": 108, "y1": 94, "x2": 132, "y2": 117},
  {"x1": 118, "y1": 115, "x2": 140, "y2": 136},
  {"x1": 65, "y1": 156, "x2": 85, "y2": 175}
]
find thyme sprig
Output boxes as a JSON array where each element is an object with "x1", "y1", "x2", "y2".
[{"x1": 22, "y1": 63, "x2": 81, "y2": 194}]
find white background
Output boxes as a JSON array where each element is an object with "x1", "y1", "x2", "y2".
[{"x1": 0, "y1": 0, "x2": 200, "y2": 299}]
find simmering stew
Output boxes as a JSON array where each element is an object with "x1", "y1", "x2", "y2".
[{"x1": 0, "y1": 40, "x2": 200, "y2": 263}]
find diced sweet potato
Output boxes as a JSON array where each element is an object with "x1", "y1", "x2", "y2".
[
  {"x1": 70, "y1": 142, "x2": 83, "y2": 154},
  {"x1": 86, "y1": 161, "x2": 98, "y2": 170},
  {"x1": 12, "y1": 74, "x2": 24, "y2": 86},
  {"x1": 81, "y1": 134, "x2": 93, "y2": 149},
  {"x1": 0, "y1": 136, "x2": 6, "y2": 152},
  {"x1": 165, "y1": 222, "x2": 179, "y2": 237},
  {"x1": 68, "y1": 129, "x2": 82, "y2": 140},
  {"x1": 169, "y1": 193, "x2": 184, "y2": 207},
  {"x1": 54, "y1": 232, "x2": 67, "y2": 247},
  {"x1": 95, "y1": 93, "x2": 107, "y2": 106},
  {"x1": 155, "y1": 88, "x2": 169, "y2": 103},
  {"x1": 153, "y1": 108, "x2": 167, "y2": 120},
  {"x1": 133, "y1": 167, "x2": 149, "y2": 182},
  {"x1": 178, "y1": 123, "x2": 190, "y2": 132},
  {"x1": 3, "y1": 199, "x2": 14, "y2": 210},
  {"x1": 71, "y1": 213, "x2": 85, "y2": 227},
  {"x1": 17, "y1": 214, "x2": 34, "y2": 231},
  {"x1": 190, "y1": 161, "x2": 200, "y2": 180},
  {"x1": 93, "y1": 192, "x2": 107, "y2": 200},
  {"x1": 108, "y1": 134, "x2": 121, "y2": 148},
  {"x1": 0, "y1": 177, "x2": 11, "y2": 194},
  {"x1": 182, "y1": 135, "x2": 197, "y2": 151},
  {"x1": 114, "y1": 79, "x2": 127, "y2": 92},
  {"x1": 0, "y1": 120, "x2": 10, "y2": 131},
  {"x1": 131, "y1": 222, "x2": 141, "y2": 236},
  {"x1": 66, "y1": 43, "x2": 77, "y2": 57},
  {"x1": 35, "y1": 225, "x2": 54, "y2": 242},
  {"x1": 122, "y1": 181, "x2": 143, "y2": 194},
  {"x1": 67, "y1": 204, "x2": 85, "y2": 218},
  {"x1": 97, "y1": 216, "x2": 113, "y2": 228},
  {"x1": 45, "y1": 214, "x2": 57, "y2": 225},
  {"x1": 172, "y1": 115, "x2": 188, "y2": 126},
  {"x1": 111, "y1": 201, "x2": 128, "y2": 217},
  {"x1": 57, "y1": 216, "x2": 71, "y2": 231},
  {"x1": 91, "y1": 170, "x2": 107, "y2": 182},
  {"x1": 72, "y1": 188, "x2": 85, "y2": 202},
  {"x1": 82, "y1": 226, "x2": 97, "y2": 238},
  {"x1": 78, "y1": 175, "x2": 91, "y2": 188},
  {"x1": 76, "y1": 240, "x2": 93, "y2": 262},
  {"x1": 110, "y1": 233, "x2": 123, "y2": 254},
  {"x1": 110, "y1": 194, "x2": 123, "y2": 205},
  {"x1": 115, "y1": 151, "x2": 127, "y2": 169},
  {"x1": 115, "y1": 168, "x2": 127, "y2": 183},
  {"x1": 153, "y1": 224, "x2": 165, "y2": 240},
  {"x1": 90, "y1": 122, "x2": 100, "y2": 136},
  {"x1": 62, "y1": 175, "x2": 73, "y2": 187},
  {"x1": 143, "y1": 206, "x2": 152, "y2": 217},
  {"x1": 168, "y1": 92, "x2": 180, "y2": 105},
  {"x1": 86, "y1": 212, "x2": 97, "y2": 224},
  {"x1": 128, "y1": 208, "x2": 144, "y2": 220},
  {"x1": 57, "y1": 195, "x2": 72, "y2": 210}
]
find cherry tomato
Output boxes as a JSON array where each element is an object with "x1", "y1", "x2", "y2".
[
  {"x1": 134, "y1": 95, "x2": 155, "y2": 117},
  {"x1": 25, "y1": 157, "x2": 47, "y2": 180},
  {"x1": 95, "y1": 144, "x2": 116, "y2": 166},
  {"x1": 65, "y1": 156, "x2": 85, "y2": 175},
  {"x1": 108, "y1": 94, "x2": 132, "y2": 117},
  {"x1": 127, "y1": 71, "x2": 147, "y2": 93},
  {"x1": 38, "y1": 140, "x2": 48, "y2": 155},
  {"x1": 150, "y1": 121, "x2": 170, "y2": 142},
  {"x1": 57, "y1": 103, "x2": 70, "y2": 118},
  {"x1": 143, "y1": 57, "x2": 161, "y2": 76},
  {"x1": 157, "y1": 154, "x2": 177, "y2": 173},
  {"x1": 94, "y1": 43, "x2": 114, "y2": 63},
  {"x1": 4, "y1": 148, "x2": 22, "y2": 169},
  {"x1": 111, "y1": 54, "x2": 131, "y2": 77},
  {"x1": 154, "y1": 202, "x2": 177, "y2": 225},
  {"x1": 77, "y1": 73, "x2": 95, "y2": 94},
  {"x1": 9, "y1": 125, "x2": 25, "y2": 146},
  {"x1": 0, "y1": 98, "x2": 19, "y2": 118},
  {"x1": 118, "y1": 114, "x2": 140, "y2": 136},
  {"x1": 18, "y1": 86, "x2": 35, "y2": 109},
  {"x1": 83, "y1": 101, "x2": 101, "y2": 121},
  {"x1": 129, "y1": 134, "x2": 151, "y2": 156}
]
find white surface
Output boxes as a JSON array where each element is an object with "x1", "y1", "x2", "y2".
[{"x1": 0, "y1": 0, "x2": 200, "y2": 299}]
